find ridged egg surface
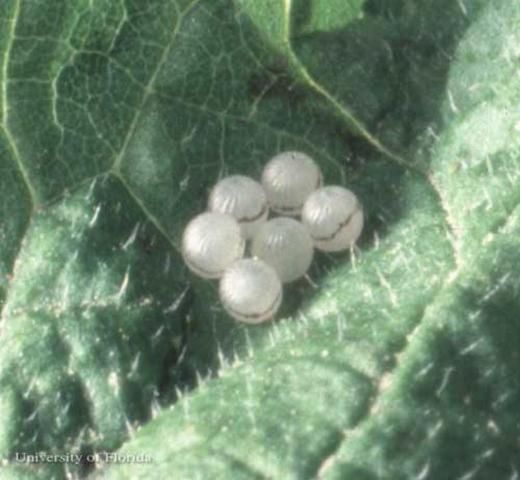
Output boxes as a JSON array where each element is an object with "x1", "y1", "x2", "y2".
[
  {"x1": 251, "y1": 217, "x2": 314, "y2": 283},
  {"x1": 261, "y1": 151, "x2": 322, "y2": 216},
  {"x1": 208, "y1": 175, "x2": 268, "y2": 239},
  {"x1": 302, "y1": 186, "x2": 363, "y2": 252},
  {"x1": 182, "y1": 212, "x2": 245, "y2": 278},
  {"x1": 219, "y1": 258, "x2": 282, "y2": 323}
]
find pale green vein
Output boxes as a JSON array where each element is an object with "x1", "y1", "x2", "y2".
[
  {"x1": 40, "y1": 88, "x2": 348, "y2": 236},
  {"x1": 282, "y1": 0, "x2": 419, "y2": 173},
  {"x1": 306, "y1": 272, "x2": 459, "y2": 479},
  {"x1": 112, "y1": 171, "x2": 180, "y2": 254},
  {"x1": 111, "y1": 0, "x2": 202, "y2": 173},
  {"x1": 108, "y1": 1, "x2": 129, "y2": 54},
  {"x1": 42, "y1": 171, "x2": 183, "y2": 258},
  {"x1": 152, "y1": 92, "x2": 347, "y2": 182},
  {"x1": 428, "y1": 172, "x2": 463, "y2": 275},
  {"x1": 1, "y1": 0, "x2": 38, "y2": 205}
]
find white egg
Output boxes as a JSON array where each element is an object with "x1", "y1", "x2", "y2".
[
  {"x1": 208, "y1": 175, "x2": 268, "y2": 239},
  {"x1": 302, "y1": 185, "x2": 363, "y2": 252},
  {"x1": 219, "y1": 258, "x2": 282, "y2": 323},
  {"x1": 261, "y1": 151, "x2": 322, "y2": 216},
  {"x1": 251, "y1": 217, "x2": 314, "y2": 283},
  {"x1": 182, "y1": 212, "x2": 245, "y2": 279}
]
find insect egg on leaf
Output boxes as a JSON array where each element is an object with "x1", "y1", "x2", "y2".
[
  {"x1": 251, "y1": 217, "x2": 314, "y2": 283},
  {"x1": 302, "y1": 185, "x2": 363, "y2": 252},
  {"x1": 208, "y1": 175, "x2": 268, "y2": 239},
  {"x1": 261, "y1": 151, "x2": 322, "y2": 216},
  {"x1": 182, "y1": 212, "x2": 245, "y2": 279},
  {"x1": 219, "y1": 258, "x2": 282, "y2": 323}
]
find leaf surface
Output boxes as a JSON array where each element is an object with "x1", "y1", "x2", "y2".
[{"x1": 2, "y1": 1, "x2": 518, "y2": 480}]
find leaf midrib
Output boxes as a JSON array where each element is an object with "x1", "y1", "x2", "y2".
[{"x1": 1, "y1": 0, "x2": 37, "y2": 205}]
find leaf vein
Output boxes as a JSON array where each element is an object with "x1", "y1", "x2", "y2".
[
  {"x1": 0, "y1": 0, "x2": 38, "y2": 204},
  {"x1": 111, "y1": 0, "x2": 203, "y2": 173}
]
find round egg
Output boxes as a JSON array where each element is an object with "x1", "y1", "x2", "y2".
[
  {"x1": 182, "y1": 212, "x2": 245, "y2": 279},
  {"x1": 261, "y1": 151, "x2": 322, "y2": 216},
  {"x1": 208, "y1": 175, "x2": 268, "y2": 239},
  {"x1": 219, "y1": 258, "x2": 282, "y2": 323},
  {"x1": 302, "y1": 185, "x2": 363, "y2": 252},
  {"x1": 251, "y1": 217, "x2": 314, "y2": 283}
]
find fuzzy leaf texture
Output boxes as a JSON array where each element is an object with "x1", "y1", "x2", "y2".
[{"x1": 0, "y1": 0, "x2": 518, "y2": 479}]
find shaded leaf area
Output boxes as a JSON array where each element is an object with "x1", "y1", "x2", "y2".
[
  {"x1": 358, "y1": 0, "x2": 491, "y2": 154},
  {"x1": 0, "y1": 176, "x2": 189, "y2": 478},
  {"x1": 234, "y1": 0, "x2": 395, "y2": 153},
  {"x1": 0, "y1": 136, "x2": 31, "y2": 307}
]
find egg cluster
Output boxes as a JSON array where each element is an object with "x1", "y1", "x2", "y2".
[{"x1": 181, "y1": 151, "x2": 364, "y2": 324}]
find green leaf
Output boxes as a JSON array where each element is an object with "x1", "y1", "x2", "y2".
[
  {"x1": 237, "y1": 0, "x2": 365, "y2": 43},
  {"x1": 1, "y1": 0, "x2": 518, "y2": 479},
  {"x1": 98, "y1": 1, "x2": 520, "y2": 479},
  {"x1": 235, "y1": 0, "x2": 401, "y2": 160},
  {"x1": 293, "y1": 0, "x2": 365, "y2": 34},
  {"x1": 0, "y1": 0, "x2": 380, "y2": 477},
  {"x1": 0, "y1": 136, "x2": 31, "y2": 306}
]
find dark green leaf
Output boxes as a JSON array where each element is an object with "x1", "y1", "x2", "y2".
[{"x1": 2, "y1": 1, "x2": 519, "y2": 479}]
